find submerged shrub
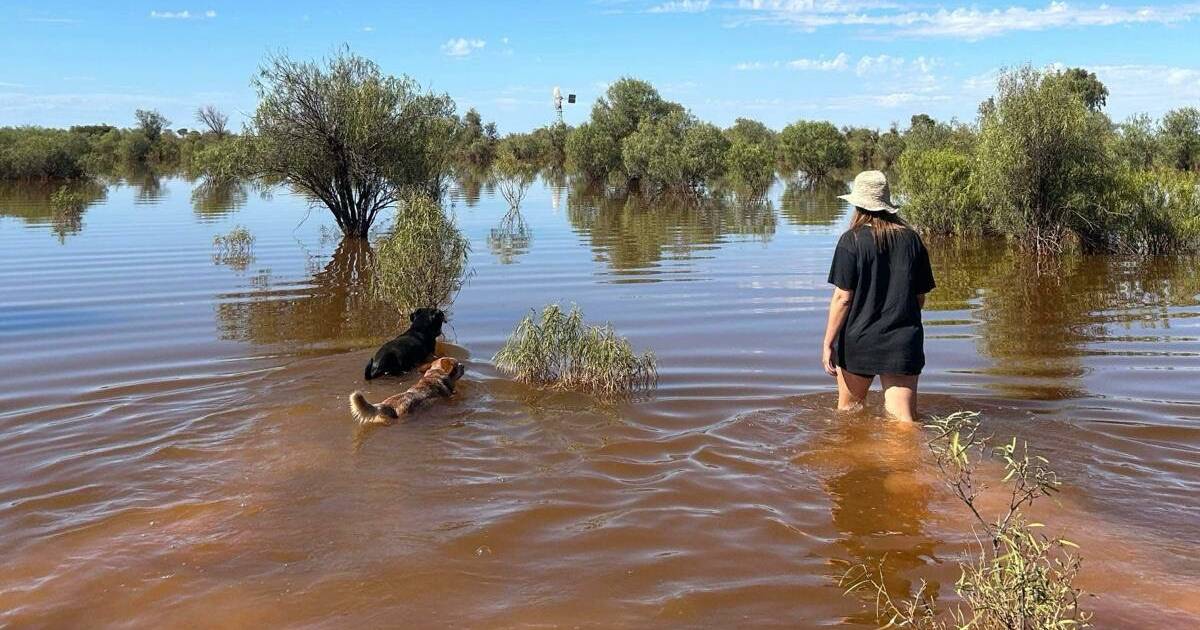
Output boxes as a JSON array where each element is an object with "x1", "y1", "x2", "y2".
[
  {"x1": 724, "y1": 118, "x2": 777, "y2": 189},
  {"x1": 843, "y1": 411, "x2": 1090, "y2": 629},
  {"x1": 212, "y1": 225, "x2": 255, "y2": 269},
  {"x1": 1110, "y1": 168, "x2": 1200, "y2": 254},
  {"x1": 777, "y1": 120, "x2": 850, "y2": 183},
  {"x1": 974, "y1": 66, "x2": 1115, "y2": 253},
  {"x1": 897, "y1": 147, "x2": 982, "y2": 234},
  {"x1": 372, "y1": 194, "x2": 471, "y2": 312},
  {"x1": 493, "y1": 304, "x2": 657, "y2": 397},
  {"x1": 0, "y1": 127, "x2": 91, "y2": 180}
]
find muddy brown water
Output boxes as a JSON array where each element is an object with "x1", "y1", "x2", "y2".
[{"x1": 1, "y1": 175, "x2": 1197, "y2": 628}]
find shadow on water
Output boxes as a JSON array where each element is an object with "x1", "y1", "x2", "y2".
[
  {"x1": 215, "y1": 237, "x2": 402, "y2": 352},
  {"x1": 928, "y1": 238, "x2": 1200, "y2": 400},
  {"x1": 565, "y1": 182, "x2": 777, "y2": 276}
]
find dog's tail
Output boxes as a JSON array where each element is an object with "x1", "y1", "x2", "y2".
[{"x1": 349, "y1": 391, "x2": 393, "y2": 425}]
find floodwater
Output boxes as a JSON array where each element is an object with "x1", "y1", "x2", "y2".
[{"x1": 1, "y1": 173, "x2": 1197, "y2": 628}]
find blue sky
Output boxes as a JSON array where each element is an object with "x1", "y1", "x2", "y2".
[{"x1": 1, "y1": 1, "x2": 1198, "y2": 133}]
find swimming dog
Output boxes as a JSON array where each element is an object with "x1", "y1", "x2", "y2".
[
  {"x1": 364, "y1": 308, "x2": 446, "y2": 380},
  {"x1": 349, "y1": 357, "x2": 465, "y2": 425}
]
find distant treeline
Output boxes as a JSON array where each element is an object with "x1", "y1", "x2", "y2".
[{"x1": 4, "y1": 49, "x2": 1197, "y2": 253}]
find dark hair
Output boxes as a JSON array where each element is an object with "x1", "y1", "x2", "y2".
[{"x1": 847, "y1": 207, "x2": 908, "y2": 249}]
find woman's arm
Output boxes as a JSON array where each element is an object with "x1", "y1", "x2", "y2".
[{"x1": 822, "y1": 287, "x2": 853, "y2": 376}]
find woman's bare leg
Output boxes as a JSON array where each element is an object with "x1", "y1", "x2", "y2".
[
  {"x1": 880, "y1": 374, "x2": 919, "y2": 422},
  {"x1": 836, "y1": 369, "x2": 873, "y2": 411}
]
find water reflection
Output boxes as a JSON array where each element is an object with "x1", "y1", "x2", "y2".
[
  {"x1": 449, "y1": 167, "x2": 493, "y2": 208},
  {"x1": 215, "y1": 238, "x2": 400, "y2": 350},
  {"x1": 191, "y1": 177, "x2": 248, "y2": 219},
  {"x1": 488, "y1": 208, "x2": 532, "y2": 264},
  {"x1": 929, "y1": 240, "x2": 1200, "y2": 400},
  {"x1": 802, "y1": 419, "x2": 942, "y2": 625},
  {"x1": 0, "y1": 181, "x2": 108, "y2": 243},
  {"x1": 780, "y1": 180, "x2": 846, "y2": 227},
  {"x1": 566, "y1": 183, "x2": 776, "y2": 275}
]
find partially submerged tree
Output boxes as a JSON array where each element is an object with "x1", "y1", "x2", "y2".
[
  {"x1": 195, "y1": 105, "x2": 230, "y2": 138},
  {"x1": 248, "y1": 49, "x2": 458, "y2": 237},
  {"x1": 1159, "y1": 107, "x2": 1200, "y2": 172},
  {"x1": 134, "y1": 109, "x2": 170, "y2": 143},
  {"x1": 777, "y1": 119, "x2": 850, "y2": 184},
  {"x1": 372, "y1": 195, "x2": 470, "y2": 312}
]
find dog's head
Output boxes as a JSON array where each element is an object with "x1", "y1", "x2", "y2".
[
  {"x1": 409, "y1": 308, "x2": 446, "y2": 336},
  {"x1": 427, "y1": 357, "x2": 465, "y2": 382}
]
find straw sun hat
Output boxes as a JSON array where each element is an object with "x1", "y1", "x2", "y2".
[{"x1": 838, "y1": 170, "x2": 898, "y2": 214}]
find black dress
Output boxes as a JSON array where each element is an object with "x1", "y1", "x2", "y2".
[{"x1": 827, "y1": 225, "x2": 936, "y2": 376}]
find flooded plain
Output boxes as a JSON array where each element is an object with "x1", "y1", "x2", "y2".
[{"x1": 1, "y1": 174, "x2": 1197, "y2": 628}]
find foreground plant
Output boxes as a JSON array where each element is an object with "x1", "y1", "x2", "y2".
[
  {"x1": 842, "y1": 411, "x2": 1091, "y2": 629},
  {"x1": 372, "y1": 194, "x2": 471, "y2": 312},
  {"x1": 212, "y1": 225, "x2": 255, "y2": 270},
  {"x1": 493, "y1": 304, "x2": 657, "y2": 397}
]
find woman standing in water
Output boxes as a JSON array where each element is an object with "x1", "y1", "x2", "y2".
[{"x1": 822, "y1": 171, "x2": 936, "y2": 422}]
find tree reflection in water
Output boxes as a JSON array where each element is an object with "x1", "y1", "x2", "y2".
[
  {"x1": 215, "y1": 238, "x2": 401, "y2": 351},
  {"x1": 566, "y1": 182, "x2": 777, "y2": 273},
  {"x1": 191, "y1": 177, "x2": 249, "y2": 220},
  {"x1": 0, "y1": 181, "x2": 108, "y2": 243},
  {"x1": 928, "y1": 238, "x2": 1200, "y2": 400},
  {"x1": 488, "y1": 208, "x2": 532, "y2": 264},
  {"x1": 780, "y1": 179, "x2": 847, "y2": 228}
]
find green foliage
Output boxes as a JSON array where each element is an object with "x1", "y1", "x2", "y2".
[
  {"x1": 248, "y1": 48, "x2": 458, "y2": 237},
  {"x1": 371, "y1": 194, "x2": 471, "y2": 312},
  {"x1": 777, "y1": 120, "x2": 850, "y2": 183},
  {"x1": 974, "y1": 66, "x2": 1115, "y2": 253},
  {"x1": 1114, "y1": 114, "x2": 1160, "y2": 170},
  {"x1": 877, "y1": 125, "x2": 905, "y2": 169},
  {"x1": 455, "y1": 108, "x2": 499, "y2": 166},
  {"x1": 897, "y1": 147, "x2": 982, "y2": 234},
  {"x1": 566, "y1": 78, "x2": 685, "y2": 184},
  {"x1": 493, "y1": 150, "x2": 538, "y2": 209},
  {"x1": 498, "y1": 123, "x2": 570, "y2": 168},
  {"x1": 212, "y1": 225, "x2": 255, "y2": 270},
  {"x1": 723, "y1": 118, "x2": 776, "y2": 188},
  {"x1": 493, "y1": 304, "x2": 657, "y2": 397},
  {"x1": 622, "y1": 110, "x2": 729, "y2": 193},
  {"x1": 843, "y1": 411, "x2": 1090, "y2": 629},
  {"x1": 843, "y1": 126, "x2": 880, "y2": 168},
  {"x1": 0, "y1": 127, "x2": 91, "y2": 180},
  {"x1": 134, "y1": 109, "x2": 170, "y2": 143},
  {"x1": 1108, "y1": 168, "x2": 1200, "y2": 254},
  {"x1": 1051, "y1": 67, "x2": 1108, "y2": 111},
  {"x1": 1159, "y1": 107, "x2": 1200, "y2": 172}
]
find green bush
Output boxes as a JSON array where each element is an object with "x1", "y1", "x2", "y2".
[
  {"x1": 1110, "y1": 168, "x2": 1200, "y2": 254},
  {"x1": 622, "y1": 110, "x2": 729, "y2": 193},
  {"x1": 372, "y1": 195, "x2": 471, "y2": 312},
  {"x1": 493, "y1": 304, "x2": 657, "y2": 397},
  {"x1": 897, "y1": 147, "x2": 982, "y2": 234},
  {"x1": 777, "y1": 120, "x2": 850, "y2": 183},
  {"x1": 974, "y1": 66, "x2": 1115, "y2": 253},
  {"x1": 566, "y1": 78, "x2": 684, "y2": 184},
  {"x1": 0, "y1": 127, "x2": 91, "y2": 180},
  {"x1": 1159, "y1": 107, "x2": 1200, "y2": 171},
  {"x1": 723, "y1": 118, "x2": 776, "y2": 188}
]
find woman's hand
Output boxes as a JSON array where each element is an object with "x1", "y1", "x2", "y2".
[{"x1": 822, "y1": 344, "x2": 837, "y2": 377}]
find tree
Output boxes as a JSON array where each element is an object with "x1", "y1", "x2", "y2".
[
  {"x1": 1054, "y1": 67, "x2": 1108, "y2": 111},
  {"x1": 1114, "y1": 113, "x2": 1159, "y2": 170},
  {"x1": 1159, "y1": 107, "x2": 1200, "y2": 171},
  {"x1": 843, "y1": 126, "x2": 879, "y2": 168},
  {"x1": 877, "y1": 125, "x2": 905, "y2": 169},
  {"x1": 777, "y1": 120, "x2": 850, "y2": 183},
  {"x1": 724, "y1": 118, "x2": 777, "y2": 189},
  {"x1": 566, "y1": 77, "x2": 682, "y2": 183},
  {"x1": 134, "y1": 109, "x2": 170, "y2": 142},
  {"x1": 195, "y1": 105, "x2": 230, "y2": 137},
  {"x1": 247, "y1": 49, "x2": 458, "y2": 238},
  {"x1": 974, "y1": 66, "x2": 1115, "y2": 253}
]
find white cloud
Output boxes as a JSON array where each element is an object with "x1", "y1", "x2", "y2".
[
  {"x1": 647, "y1": 0, "x2": 711, "y2": 13},
  {"x1": 362, "y1": 26, "x2": 375, "y2": 32},
  {"x1": 730, "y1": 1, "x2": 1200, "y2": 39},
  {"x1": 149, "y1": 9, "x2": 217, "y2": 20},
  {"x1": 787, "y1": 52, "x2": 849, "y2": 71},
  {"x1": 441, "y1": 38, "x2": 486, "y2": 57}
]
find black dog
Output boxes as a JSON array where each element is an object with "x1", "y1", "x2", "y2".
[{"x1": 364, "y1": 308, "x2": 446, "y2": 380}]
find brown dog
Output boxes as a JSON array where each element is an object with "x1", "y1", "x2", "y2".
[{"x1": 349, "y1": 357, "x2": 465, "y2": 425}]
